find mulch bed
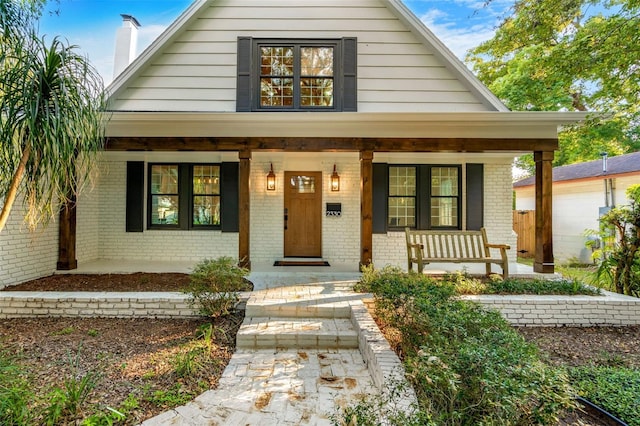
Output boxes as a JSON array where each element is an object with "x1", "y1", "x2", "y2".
[{"x1": 1, "y1": 272, "x2": 191, "y2": 292}]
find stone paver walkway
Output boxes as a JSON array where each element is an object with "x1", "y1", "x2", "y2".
[{"x1": 140, "y1": 279, "x2": 384, "y2": 426}]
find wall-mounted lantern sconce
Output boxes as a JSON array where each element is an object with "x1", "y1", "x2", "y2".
[
  {"x1": 266, "y1": 163, "x2": 276, "y2": 191},
  {"x1": 331, "y1": 164, "x2": 340, "y2": 192}
]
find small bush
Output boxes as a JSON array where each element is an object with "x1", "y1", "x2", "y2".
[
  {"x1": 570, "y1": 366, "x2": 640, "y2": 426},
  {"x1": 44, "y1": 347, "x2": 101, "y2": 425},
  {"x1": 185, "y1": 257, "x2": 249, "y2": 318}
]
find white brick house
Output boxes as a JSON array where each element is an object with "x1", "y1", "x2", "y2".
[{"x1": 1, "y1": 0, "x2": 586, "y2": 287}]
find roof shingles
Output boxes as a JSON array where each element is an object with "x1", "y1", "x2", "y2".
[{"x1": 514, "y1": 151, "x2": 640, "y2": 187}]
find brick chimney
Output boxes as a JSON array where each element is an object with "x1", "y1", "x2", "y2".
[{"x1": 113, "y1": 14, "x2": 141, "y2": 79}]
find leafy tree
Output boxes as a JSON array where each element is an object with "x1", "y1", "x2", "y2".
[
  {"x1": 467, "y1": 0, "x2": 640, "y2": 175},
  {"x1": 0, "y1": 0, "x2": 106, "y2": 232}
]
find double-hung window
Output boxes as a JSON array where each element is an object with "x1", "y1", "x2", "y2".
[
  {"x1": 236, "y1": 37, "x2": 357, "y2": 112},
  {"x1": 149, "y1": 164, "x2": 221, "y2": 230},
  {"x1": 387, "y1": 165, "x2": 461, "y2": 230}
]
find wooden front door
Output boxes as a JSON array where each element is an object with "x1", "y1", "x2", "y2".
[{"x1": 284, "y1": 171, "x2": 322, "y2": 257}]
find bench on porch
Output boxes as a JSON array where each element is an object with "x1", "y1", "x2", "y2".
[{"x1": 405, "y1": 228, "x2": 510, "y2": 278}]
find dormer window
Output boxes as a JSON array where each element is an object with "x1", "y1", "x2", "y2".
[
  {"x1": 237, "y1": 37, "x2": 357, "y2": 112},
  {"x1": 260, "y1": 45, "x2": 334, "y2": 109}
]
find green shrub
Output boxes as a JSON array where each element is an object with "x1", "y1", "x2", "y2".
[
  {"x1": 0, "y1": 351, "x2": 34, "y2": 425},
  {"x1": 484, "y1": 277, "x2": 601, "y2": 295},
  {"x1": 185, "y1": 257, "x2": 249, "y2": 318},
  {"x1": 357, "y1": 269, "x2": 573, "y2": 425},
  {"x1": 570, "y1": 366, "x2": 640, "y2": 425}
]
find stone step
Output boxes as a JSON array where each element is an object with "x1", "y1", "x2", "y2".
[
  {"x1": 245, "y1": 297, "x2": 352, "y2": 319},
  {"x1": 236, "y1": 317, "x2": 358, "y2": 350}
]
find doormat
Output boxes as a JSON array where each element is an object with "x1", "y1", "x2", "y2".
[{"x1": 273, "y1": 260, "x2": 330, "y2": 267}]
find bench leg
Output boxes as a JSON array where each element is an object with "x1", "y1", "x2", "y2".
[
  {"x1": 502, "y1": 262, "x2": 509, "y2": 279},
  {"x1": 485, "y1": 263, "x2": 491, "y2": 276}
]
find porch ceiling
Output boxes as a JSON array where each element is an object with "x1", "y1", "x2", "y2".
[{"x1": 105, "y1": 111, "x2": 589, "y2": 147}]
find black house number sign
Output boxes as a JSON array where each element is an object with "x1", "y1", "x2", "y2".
[{"x1": 326, "y1": 203, "x2": 342, "y2": 217}]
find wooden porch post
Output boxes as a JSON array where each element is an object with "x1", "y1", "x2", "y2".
[
  {"x1": 360, "y1": 150, "x2": 374, "y2": 267},
  {"x1": 57, "y1": 195, "x2": 77, "y2": 270},
  {"x1": 534, "y1": 150, "x2": 554, "y2": 273},
  {"x1": 239, "y1": 149, "x2": 251, "y2": 269}
]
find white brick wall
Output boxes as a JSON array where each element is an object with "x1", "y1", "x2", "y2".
[
  {"x1": 373, "y1": 159, "x2": 517, "y2": 270},
  {"x1": 464, "y1": 290, "x2": 640, "y2": 326},
  {"x1": 92, "y1": 155, "x2": 238, "y2": 263},
  {"x1": 250, "y1": 153, "x2": 361, "y2": 266},
  {"x1": 0, "y1": 197, "x2": 58, "y2": 288},
  {"x1": 0, "y1": 292, "x2": 202, "y2": 318}
]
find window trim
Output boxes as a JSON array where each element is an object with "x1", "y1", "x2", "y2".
[
  {"x1": 147, "y1": 163, "x2": 222, "y2": 231},
  {"x1": 253, "y1": 39, "x2": 342, "y2": 111},
  {"x1": 386, "y1": 164, "x2": 462, "y2": 231}
]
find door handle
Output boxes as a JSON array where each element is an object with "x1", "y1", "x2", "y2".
[{"x1": 284, "y1": 208, "x2": 288, "y2": 230}]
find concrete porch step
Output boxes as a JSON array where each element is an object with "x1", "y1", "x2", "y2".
[
  {"x1": 236, "y1": 317, "x2": 358, "y2": 350},
  {"x1": 245, "y1": 297, "x2": 352, "y2": 319}
]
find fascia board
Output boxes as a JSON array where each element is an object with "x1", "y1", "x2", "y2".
[{"x1": 383, "y1": 0, "x2": 509, "y2": 112}]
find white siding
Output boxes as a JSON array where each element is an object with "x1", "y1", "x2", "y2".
[{"x1": 111, "y1": 0, "x2": 489, "y2": 112}]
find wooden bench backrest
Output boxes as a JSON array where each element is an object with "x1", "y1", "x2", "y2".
[{"x1": 406, "y1": 229, "x2": 490, "y2": 259}]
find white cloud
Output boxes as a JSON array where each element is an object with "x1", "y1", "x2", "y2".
[{"x1": 419, "y1": 9, "x2": 498, "y2": 60}]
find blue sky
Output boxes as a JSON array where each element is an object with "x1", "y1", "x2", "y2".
[{"x1": 39, "y1": 0, "x2": 512, "y2": 85}]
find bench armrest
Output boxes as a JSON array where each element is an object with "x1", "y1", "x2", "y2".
[{"x1": 486, "y1": 243, "x2": 510, "y2": 250}]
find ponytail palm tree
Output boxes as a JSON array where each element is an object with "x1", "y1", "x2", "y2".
[{"x1": 0, "y1": 18, "x2": 106, "y2": 232}]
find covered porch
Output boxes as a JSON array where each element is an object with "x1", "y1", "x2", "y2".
[{"x1": 54, "y1": 111, "x2": 588, "y2": 276}]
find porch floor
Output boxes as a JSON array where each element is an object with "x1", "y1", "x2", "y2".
[{"x1": 60, "y1": 259, "x2": 554, "y2": 292}]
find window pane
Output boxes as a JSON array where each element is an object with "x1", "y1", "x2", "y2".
[
  {"x1": 301, "y1": 78, "x2": 333, "y2": 106},
  {"x1": 290, "y1": 175, "x2": 315, "y2": 193},
  {"x1": 151, "y1": 195, "x2": 179, "y2": 225},
  {"x1": 301, "y1": 47, "x2": 334, "y2": 76},
  {"x1": 389, "y1": 167, "x2": 416, "y2": 196},
  {"x1": 151, "y1": 165, "x2": 178, "y2": 194},
  {"x1": 260, "y1": 47, "x2": 293, "y2": 76},
  {"x1": 193, "y1": 196, "x2": 220, "y2": 226},
  {"x1": 193, "y1": 165, "x2": 220, "y2": 195},
  {"x1": 431, "y1": 198, "x2": 458, "y2": 227},
  {"x1": 261, "y1": 78, "x2": 294, "y2": 106},
  {"x1": 388, "y1": 197, "x2": 416, "y2": 228},
  {"x1": 432, "y1": 167, "x2": 458, "y2": 196}
]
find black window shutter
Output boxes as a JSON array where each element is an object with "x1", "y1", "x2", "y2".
[
  {"x1": 126, "y1": 161, "x2": 144, "y2": 232},
  {"x1": 236, "y1": 37, "x2": 252, "y2": 112},
  {"x1": 221, "y1": 162, "x2": 239, "y2": 232},
  {"x1": 342, "y1": 37, "x2": 357, "y2": 112},
  {"x1": 372, "y1": 163, "x2": 388, "y2": 233},
  {"x1": 466, "y1": 163, "x2": 484, "y2": 230}
]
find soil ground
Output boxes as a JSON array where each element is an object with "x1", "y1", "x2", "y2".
[{"x1": 1, "y1": 273, "x2": 639, "y2": 425}]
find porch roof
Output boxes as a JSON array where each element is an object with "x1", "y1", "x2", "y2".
[{"x1": 105, "y1": 111, "x2": 588, "y2": 148}]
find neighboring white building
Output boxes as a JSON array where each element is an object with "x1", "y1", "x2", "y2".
[
  {"x1": 1, "y1": 0, "x2": 585, "y2": 288},
  {"x1": 514, "y1": 151, "x2": 640, "y2": 264}
]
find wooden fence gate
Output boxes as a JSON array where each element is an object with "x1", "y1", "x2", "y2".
[{"x1": 513, "y1": 210, "x2": 535, "y2": 258}]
